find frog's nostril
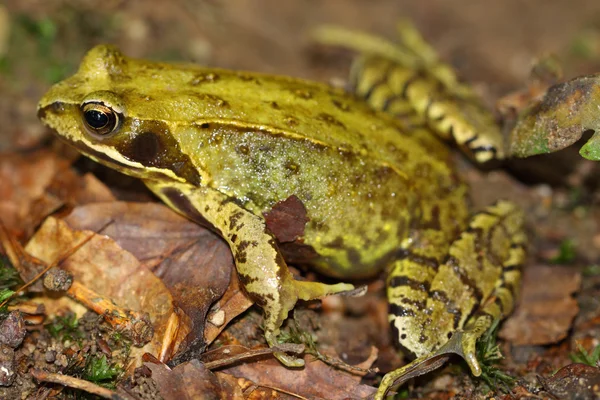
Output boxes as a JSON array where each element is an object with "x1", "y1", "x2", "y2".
[
  {"x1": 51, "y1": 101, "x2": 65, "y2": 112},
  {"x1": 36, "y1": 107, "x2": 47, "y2": 120},
  {"x1": 37, "y1": 101, "x2": 65, "y2": 120}
]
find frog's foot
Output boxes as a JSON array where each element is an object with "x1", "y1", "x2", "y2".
[
  {"x1": 265, "y1": 279, "x2": 355, "y2": 367},
  {"x1": 374, "y1": 353, "x2": 451, "y2": 400},
  {"x1": 373, "y1": 321, "x2": 491, "y2": 400},
  {"x1": 377, "y1": 305, "x2": 518, "y2": 399}
]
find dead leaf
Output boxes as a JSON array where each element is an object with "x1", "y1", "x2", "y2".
[
  {"x1": 0, "y1": 151, "x2": 115, "y2": 240},
  {"x1": 219, "y1": 349, "x2": 377, "y2": 399},
  {"x1": 145, "y1": 359, "x2": 233, "y2": 400},
  {"x1": 204, "y1": 269, "x2": 253, "y2": 346},
  {"x1": 0, "y1": 150, "x2": 69, "y2": 239},
  {"x1": 50, "y1": 172, "x2": 116, "y2": 205},
  {"x1": 62, "y1": 202, "x2": 235, "y2": 362},
  {"x1": 500, "y1": 265, "x2": 581, "y2": 345},
  {"x1": 25, "y1": 216, "x2": 180, "y2": 370},
  {"x1": 539, "y1": 363, "x2": 600, "y2": 399}
]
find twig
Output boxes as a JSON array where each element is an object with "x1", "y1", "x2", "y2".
[
  {"x1": 0, "y1": 227, "x2": 96, "y2": 309},
  {"x1": 204, "y1": 343, "x2": 305, "y2": 370},
  {"x1": 31, "y1": 369, "x2": 137, "y2": 400}
]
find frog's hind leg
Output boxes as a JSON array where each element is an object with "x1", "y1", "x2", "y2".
[
  {"x1": 313, "y1": 21, "x2": 505, "y2": 163},
  {"x1": 379, "y1": 201, "x2": 525, "y2": 400}
]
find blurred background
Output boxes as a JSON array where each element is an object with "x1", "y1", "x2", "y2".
[{"x1": 2, "y1": 0, "x2": 600, "y2": 151}]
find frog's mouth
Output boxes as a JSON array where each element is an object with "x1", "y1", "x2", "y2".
[
  {"x1": 68, "y1": 138, "x2": 180, "y2": 183},
  {"x1": 71, "y1": 139, "x2": 144, "y2": 173}
]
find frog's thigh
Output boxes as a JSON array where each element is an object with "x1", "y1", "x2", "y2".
[
  {"x1": 380, "y1": 201, "x2": 525, "y2": 400},
  {"x1": 144, "y1": 181, "x2": 354, "y2": 367}
]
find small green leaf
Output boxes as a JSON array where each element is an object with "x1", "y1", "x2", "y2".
[
  {"x1": 84, "y1": 354, "x2": 122, "y2": 383},
  {"x1": 475, "y1": 319, "x2": 516, "y2": 392},
  {"x1": 570, "y1": 343, "x2": 600, "y2": 366},
  {"x1": 551, "y1": 239, "x2": 577, "y2": 264},
  {"x1": 580, "y1": 131, "x2": 600, "y2": 161},
  {"x1": 47, "y1": 313, "x2": 83, "y2": 341},
  {"x1": 582, "y1": 265, "x2": 600, "y2": 277},
  {"x1": 0, "y1": 289, "x2": 14, "y2": 307}
]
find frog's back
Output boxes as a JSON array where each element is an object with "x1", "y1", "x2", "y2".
[{"x1": 66, "y1": 45, "x2": 450, "y2": 173}]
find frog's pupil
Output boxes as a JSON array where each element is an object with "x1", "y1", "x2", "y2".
[{"x1": 85, "y1": 110, "x2": 109, "y2": 129}]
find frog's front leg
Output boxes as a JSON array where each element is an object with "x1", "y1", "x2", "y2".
[{"x1": 144, "y1": 180, "x2": 354, "y2": 367}]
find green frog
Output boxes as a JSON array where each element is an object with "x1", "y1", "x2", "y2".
[{"x1": 38, "y1": 22, "x2": 525, "y2": 399}]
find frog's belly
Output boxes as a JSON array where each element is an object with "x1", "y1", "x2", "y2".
[
  {"x1": 276, "y1": 181, "x2": 470, "y2": 279},
  {"x1": 270, "y1": 188, "x2": 416, "y2": 279}
]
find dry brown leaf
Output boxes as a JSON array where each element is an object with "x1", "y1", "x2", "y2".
[
  {"x1": 0, "y1": 150, "x2": 69, "y2": 239},
  {"x1": 219, "y1": 348, "x2": 376, "y2": 399},
  {"x1": 25, "y1": 216, "x2": 180, "y2": 370},
  {"x1": 500, "y1": 265, "x2": 581, "y2": 345},
  {"x1": 539, "y1": 363, "x2": 600, "y2": 399},
  {"x1": 264, "y1": 195, "x2": 309, "y2": 243},
  {"x1": 0, "y1": 151, "x2": 116, "y2": 240},
  {"x1": 204, "y1": 269, "x2": 253, "y2": 346},
  {"x1": 145, "y1": 360, "x2": 235, "y2": 400},
  {"x1": 62, "y1": 202, "x2": 235, "y2": 362},
  {"x1": 50, "y1": 172, "x2": 117, "y2": 206},
  {"x1": 217, "y1": 371, "x2": 298, "y2": 400}
]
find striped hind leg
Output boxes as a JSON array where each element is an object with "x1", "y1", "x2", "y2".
[
  {"x1": 378, "y1": 201, "x2": 526, "y2": 400},
  {"x1": 312, "y1": 22, "x2": 506, "y2": 162}
]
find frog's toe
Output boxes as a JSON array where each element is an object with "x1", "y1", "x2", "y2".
[
  {"x1": 274, "y1": 350, "x2": 306, "y2": 368},
  {"x1": 265, "y1": 330, "x2": 306, "y2": 367},
  {"x1": 294, "y1": 280, "x2": 355, "y2": 301},
  {"x1": 261, "y1": 279, "x2": 354, "y2": 367},
  {"x1": 374, "y1": 353, "x2": 451, "y2": 400},
  {"x1": 374, "y1": 328, "x2": 485, "y2": 399}
]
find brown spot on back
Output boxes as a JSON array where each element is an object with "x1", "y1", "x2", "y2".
[
  {"x1": 190, "y1": 72, "x2": 220, "y2": 85},
  {"x1": 284, "y1": 160, "x2": 300, "y2": 174},
  {"x1": 236, "y1": 144, "x2": 250, "y2": 155},
  {"x1": 237, "y1": 74, "x2": 261, "y2": 84},
  {"x1": 192, "y1": 93, "x2": 230, "y2": 108},
  {"x1": 285, "y1": 116, "x2": 299, "y2": 127},
  {"x1": 264, "y1": 195, "x2": 309, "y2": 243},
  {"x1": 294, "y1": 89, "x2": 313, "y2": 99},
  {"x1": 317, "y1": 113, "x2": 345, "y2": 129},
  {"x1": 331, "y1": 98, "x2": 350, "y2": 111}
]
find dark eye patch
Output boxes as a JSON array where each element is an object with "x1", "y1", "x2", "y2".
[
  {"x1": 116, "y1": 119, "x2": 201, "y2": 185},
  {"x1": 128, "y1": 132, "x2": 162, "y2": 162}
]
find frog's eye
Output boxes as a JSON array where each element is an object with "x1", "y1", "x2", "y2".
[{"x1": 81, "y1": 102, "x2": 120, "y2": 136}]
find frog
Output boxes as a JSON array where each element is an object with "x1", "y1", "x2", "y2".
[{"x1": 38, "y1": 21, "x2": 526, "y2": 399}]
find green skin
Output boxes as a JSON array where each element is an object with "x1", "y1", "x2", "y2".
[{"x1": 38, "y1": 28, "x2": 525, "y2": 400}]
